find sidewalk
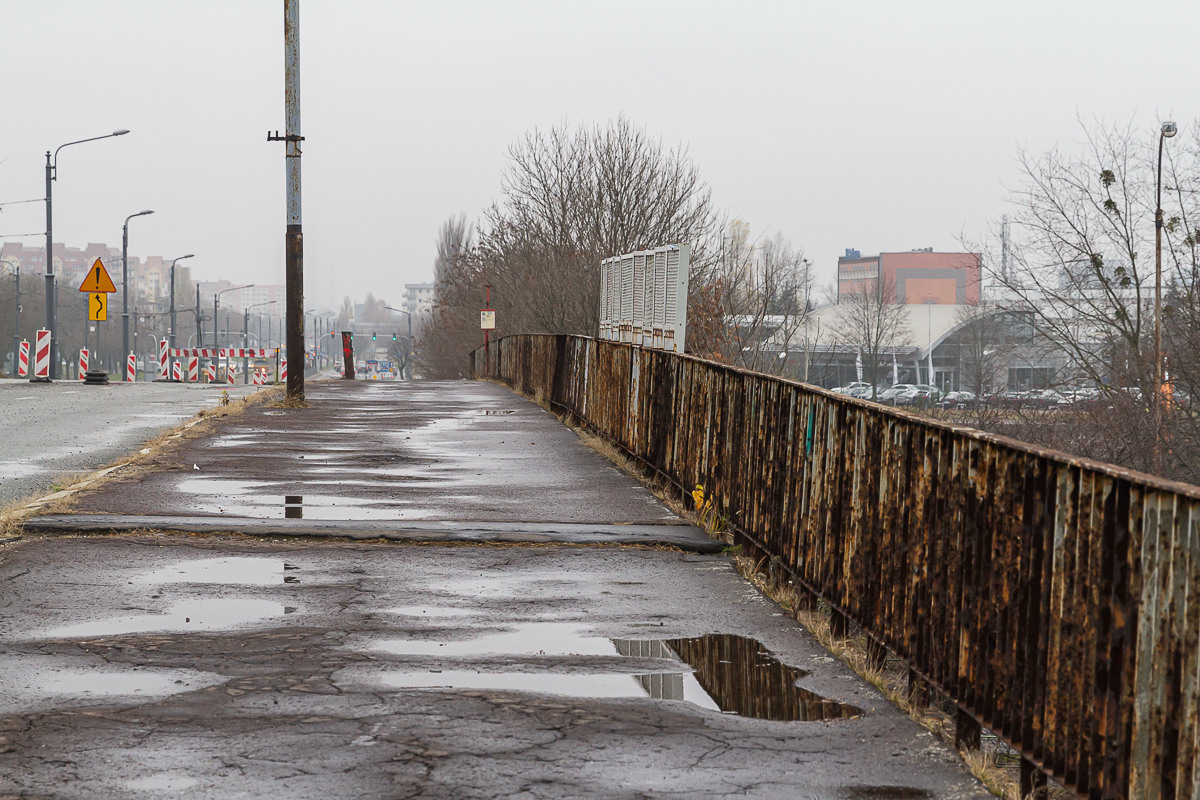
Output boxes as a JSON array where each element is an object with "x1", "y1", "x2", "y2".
[{"x1": 1, "y1": 380, "x2": 989, "y2": 799}]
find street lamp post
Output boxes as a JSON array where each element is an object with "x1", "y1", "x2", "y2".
[
  {"x1": 44, "y1": 129, "x2": 129, "y2": 379},
  {"x1": 383, "y1": 305, "x2": 413, "y2": 380},
  {"x1": 168, "y1": 255, "x2": 194, "y2": 373},
  {"x1": 3, "y1": 259, "x2": 18, "y2": 376},
  {"x1": 121, "y1": 210, "x2": 154, "y2": 374},
  {"x1": 215, "y1": 284, "x2": 253, "y2": 380},
  {"x1": 244, "y1": 300, "x2": 276, "y2": 383},
  {"x1": 1154, "y1": 120, "x2": 1177, "y2": 475}
]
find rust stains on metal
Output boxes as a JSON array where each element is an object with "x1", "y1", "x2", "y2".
[{"x1": 473, "y1": 335, "x2": 1200, "y2": 798}]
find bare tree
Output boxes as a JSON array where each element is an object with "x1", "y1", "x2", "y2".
[
  {"x1": 686, "y1": 222, "x2": 813, "y2": 375},
  {"x1": 420, "y1": 117, "x2": 719, "y2": 378},
  {"x1": 953, "y1": 303, "x2": 1009, "y2": 400},
  {"x1": 979, "y1": 118, "x2": 1200, "y2": 482},
  {"x1": 833, "y1": 276, "x2": 911, "y2": 400}
]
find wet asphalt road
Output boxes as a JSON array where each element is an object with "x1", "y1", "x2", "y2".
[
  {"x1": 74, "y1": 380, "x2": 679, "y2": 524},
  {"x1": 0, "y1": 535, "x2": 987, "y2": 799},
  {"x1": 1, "y1": 380, "x2": 990, "y2": 798},
  {"x1": 0, "y1": 380, "x2": 258, "y2": 503}
]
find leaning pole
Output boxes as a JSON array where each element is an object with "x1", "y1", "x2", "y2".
[{"x1": 271, "y1": 0, "x2": 304, "y2": 400}]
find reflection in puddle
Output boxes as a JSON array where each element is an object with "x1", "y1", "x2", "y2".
[
  {"x1": 177, "y1": 478, "x2": 430, "y2": 519},
  {"x1": 643, "y1": 634, "x2": 863, "y2": 722},
  {"x1": 44, "y1": 598, "x2": 291, "y2": 638},
  {"x1": 374, "y1": 625, "x2": 860, "y2": 721},
  {"x1": 285, "y1": 495, "x2": 303, "y2": 519},
  {"x1": 137, "y1": 557, "x2": 289, "y2": 586},
  {"x1": 375, "y1": 623, "x2": 616, "y2": 656},
  {"x1": 379, "y1": 670, "x2": 718, "y2": 709},
  {"x1": 387, "y1": 606, "x2": 480, "y2": 618}
]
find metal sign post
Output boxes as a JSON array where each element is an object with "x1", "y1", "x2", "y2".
[{"x1": 481, "y1": 285, "x2": 495, "y2": 376}]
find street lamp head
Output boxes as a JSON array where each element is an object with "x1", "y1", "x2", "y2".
[
  {"x1": 139, "y1": 209, "x2": 154, "y2": 216},
  {"x1": 1162, "y1": 121, "x2": 1178, "y2": 138},
  {"x1": 113, "y1": 130, "x2": 130, "y2": 136}
]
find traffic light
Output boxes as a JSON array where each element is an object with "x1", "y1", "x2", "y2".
[
  {"x1": 392, "y1": 332, "x2": 397, "y2": 342},
  {"x1": 372, "y1": 332, "x2": 376, "y2": 341}
]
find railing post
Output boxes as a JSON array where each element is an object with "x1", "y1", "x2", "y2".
[
  {"x1": 1019, "y1": 756, "x2": 1047, "y2": 798},
  {"x1": 955, "y1": 708, "x2": 981, "y2": 751}
]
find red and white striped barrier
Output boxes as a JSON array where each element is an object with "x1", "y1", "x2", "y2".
[
  {"x1": 126, "y1": 352, "x2": 136, "y2": 382},
  {"x1": 206, "y1": 363, "x2": 216, "y2": 383},
  {"x1": 159, "y1": 339, "x2": 169, "y2": 379},
  {"x1": 280, "y1": 359, "x2": 287, "y2": 383},
  {"x1": 188, "y1": 356, "x2": 199, "y2": 382},
  {"x1": 168, "y1": 348, "x2": 269, "y2": 358},
  {"x1": 17, "y1": 340, "x2": 29, "y2": 377},
  {"x1": 252, "y1": 369, "x2": 265, "y2": 386},
  {"x1": 227, "y1": 362, "x2": 236, "y2": 384},
  {"x1": 79, "y1": 348, "x2": 89, "y2": 380},
  {"x1": 172, "y1": 361, "x2": 182, "y2": 381},
  {"x1": 33, "y1": 329, "x2": 51, "y2": 379}
]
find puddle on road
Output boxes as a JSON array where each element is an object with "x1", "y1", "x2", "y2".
[
  {"x1": 43, "y1": 598, "x2": 292, "y2": 638},
  {"x1": 176, "y1": 478, "x2": 431, "y2": 520},
  {"x1": 373, "y1": 626, "x2": 861, "y2": 721},
  {"x1": 387, "y1": 606, "x2": 480, "y2": 618},
  {"x1": 126, "y1": 775, "x2": 200, "y2": 793},
  {"x1": 37, "y1": 671, "x2": 199, "y2": 697},
  {"x1": 137, "y1": 557, "x2": 295, "y2": 586},
  {"x1": 375, "y1": 623, "x2": 617, "y2": 656},
  {"x1": 379, "y1": 670, "x2": 719, "y2": 708}
]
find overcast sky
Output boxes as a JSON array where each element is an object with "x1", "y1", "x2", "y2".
[{"x1": 3, "y1": 0, "x2": 1197, "y2": 310}]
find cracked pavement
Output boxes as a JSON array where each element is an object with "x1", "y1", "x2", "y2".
[{"x1": 0, "y1": 381, "x2": 990, "y2": 798}]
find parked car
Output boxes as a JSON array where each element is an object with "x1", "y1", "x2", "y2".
[
  {"x1": 939, "y1": 390, "x2": 977, "y2": 410},
  {"x1": 913, "y1": 385, "x2": 942, "y2": 405},
  {"x1": 878, "y1": 384, "x2": 919, "y2": 406},
  {"x1": 1023, "y1": 389, "x2": 1066, "y2": 410},
  {"x1": 831, "y1": 381, "x2": 874, "y2": 399}
]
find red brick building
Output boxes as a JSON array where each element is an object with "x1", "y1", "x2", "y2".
[{"x1": 837, "y1": 249, "x2": 981, "y2": 305}]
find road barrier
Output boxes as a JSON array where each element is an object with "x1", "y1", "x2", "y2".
[
  {"x1": 32, "y1": 330, "x2": 50, "y2": 380},
  {"x1": 78, "y1": 348, "x2": 88, "y2": 381},
  {"x1": 474, "y1": 333, "x2": 1200, "y2": 799},
  {"x1": 206, "y1": 363, "x2": 216, "y2": 383},
  {"x1": 159, "y1": 339, "x2": 169, "y2": 379},
  {"x1": 126, "y1": 352, "x2": 136, "y2": 383},
  {"x1": 172, "y1": 361, "x2": 182, "y2": 381},
  {"x1": 17, "y1": 339, "x2": 28, "y2": 377},
  {"x1": 187, "y1": 356, "x2": 198, "y2": 382}
]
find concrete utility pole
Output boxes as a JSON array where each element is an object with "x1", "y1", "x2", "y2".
[{"x1": 269, "y1": 0, "x2": 305, "y2": 400}]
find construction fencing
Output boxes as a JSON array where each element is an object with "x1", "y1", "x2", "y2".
[{"x1": 473, "y1": 333, "x2": 1200, "y2": 800}]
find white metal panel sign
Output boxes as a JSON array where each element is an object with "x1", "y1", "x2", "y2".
[{"x1": 598, "y1": 244, "x2": 689, "y2": 352}]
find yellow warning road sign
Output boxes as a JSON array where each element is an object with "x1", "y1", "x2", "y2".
[
  {"x1": 79, "y1": 258, "x2": 117, "y2": 293},
  {"x1": 89, "y1": 292, "x2": 108, "y2": 321}
]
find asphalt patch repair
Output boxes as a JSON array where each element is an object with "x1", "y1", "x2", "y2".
[{"x1": 2, "y1": 381, "x2": 989, "y2": 798}]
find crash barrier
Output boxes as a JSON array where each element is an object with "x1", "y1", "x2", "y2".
[
  {"x1": 17, "y1": 339, "x2": 29, "y2": 377},
  {"x1": 163, "y1": 349, "x2": 270, "y2": 383},
  {"x1": 473, "y1": 333, "x2": 1200, "y2": 799}
]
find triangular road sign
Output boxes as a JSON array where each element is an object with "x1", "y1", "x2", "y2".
[{"x1": 79, "y1": 258, "x2": 117, "y2": 293}]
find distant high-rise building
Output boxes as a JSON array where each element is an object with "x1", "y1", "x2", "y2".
[{"x1": 403, "y1": 282, "x2": 434, "y2": 316}]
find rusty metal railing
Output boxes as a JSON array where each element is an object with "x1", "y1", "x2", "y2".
[{"x1": 473, "y1": 334, "x2": 1200, "y2": 799}]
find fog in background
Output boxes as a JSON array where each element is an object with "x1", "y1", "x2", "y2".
[{"x1": 2, "y1": 0, "x2": 1197, "y2": 308}]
